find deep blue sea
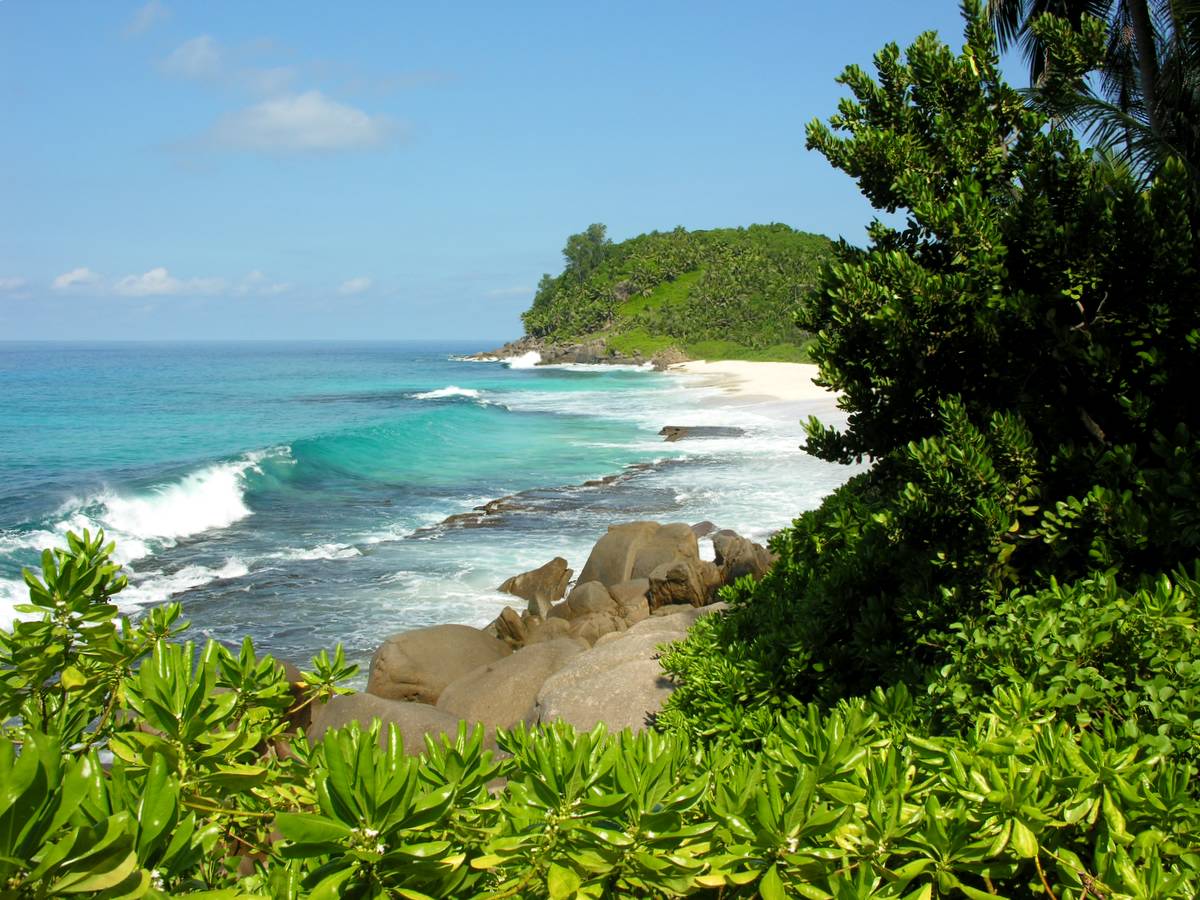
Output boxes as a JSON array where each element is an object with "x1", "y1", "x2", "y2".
[{"x1": 0, "y1": 341, "x2": 854, "y2": 672}]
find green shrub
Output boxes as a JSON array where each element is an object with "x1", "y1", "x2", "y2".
[
  {"x1": 2, "y1": 535, "x2": 1199, "y2": 897},
  {"x1": 929, "y1": 565, "x2": 1200, "y2": 763}
]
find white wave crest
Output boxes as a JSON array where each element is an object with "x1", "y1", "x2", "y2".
[
  {"x1": 269, "y1": 543, "x2": 362, "y2": 562},
  {"x1": 0, "y1": 528, "x2": 63, "y2": 555},
  {"x1": 2, "y1": 448, "x2": 287, "y2": 568},
  {"x1": 413, "y1": 386, "x2": 482, "y2": 401},
  {"x1": 101, "y1": 460, "x2": 255, "y2": 542},
  {"x1": 119, "y1": 558, "x2": 250, "y2": 608},
  {"x1": 504, "y1": 351, "x2": 541, "y2": 369}
]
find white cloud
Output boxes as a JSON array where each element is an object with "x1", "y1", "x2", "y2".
[
  {"x1": 163, "y1": 35, "x2": 299, "y2": 95},
  {"x1": 236, "y1": 270, "x2": 290, "y2": 296},
  {"x1": 52, "y1": 267, "x2": 102, "y2": 290},
  {"x1": 125, "y1": 1, "x2": 169, "y2": 37},
  {"x1": 113, "y1": 267, "x2": 225, "y2": 297},
  {"x1": 164, "y1": 35, "x2": 222, "y2": 80},
  {"x1": 0, "y1": 277, "x2": 28, "y2": 293},
  {"x1": 210, "y1": 91, "x2": 392, "y2": 153},
  {"x1": 338, "y1": 276, "x2": 372, "y2": 296}
]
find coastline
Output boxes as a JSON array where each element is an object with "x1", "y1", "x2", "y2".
[
  {"x1": 306, "y1": 352, "x2": 852, "y2": 733},
  {"x1": 319, "y1": 353, "x2": 853, "y2": 740}
]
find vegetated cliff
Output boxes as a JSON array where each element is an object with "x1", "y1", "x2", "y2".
[{"x1": 507, "y1": 223, "x2": 833, "y2": 363}]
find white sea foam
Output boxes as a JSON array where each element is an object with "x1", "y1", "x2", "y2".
[
  {"x1": 533, "y1": 361, "x2": 655, "y2": 372},
  {"x1": 100, "y1": 458, "x2": 256, "y2": 542},
  {"x1": 504, "y1": 351, "x2": 542, "y2": 369},
  {"x1": 2, "y1": 448, "x2": 286, "y2": 569},
  {"x1": 413, "y1": 385, "x2": 483, "y2": 401},
  {"x1": 0, "y1": 556, "x2": 252, "y2": 625},
  {"x1": 0, "y1": 577, "x2": 28, "y2": 629},
  {"x1": 268, "y1": 543, "x2": 362, "y2": 562},
  {"x1": 119, "y1": 558, "x2": 250, "y2": 609},
  {"x1": 0, "y1": 528, "x2": 67, "y2": 559}
]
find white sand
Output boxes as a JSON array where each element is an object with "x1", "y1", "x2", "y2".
[{"x1": 667, "y1": 360, "x2": 834, "y2": 403}]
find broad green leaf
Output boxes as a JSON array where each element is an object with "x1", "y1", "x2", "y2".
[
  {"x1": 548, "y1": 861, "x2": 582, "y2": 899},
  {"x1": 759, "y1": 863, "x2": 787, "y2": 900}
]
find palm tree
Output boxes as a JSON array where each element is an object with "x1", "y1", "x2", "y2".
[
  {"x1": 986, "y1": 0, "x2": 1200, "y2": 180},
  {"x1": 986, "y1": 0, "x2": 1115, "y2": 82}
]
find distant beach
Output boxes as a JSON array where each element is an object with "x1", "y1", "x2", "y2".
[{"x1": 669, "y1": 359, "x2": 833, "y2": 403}]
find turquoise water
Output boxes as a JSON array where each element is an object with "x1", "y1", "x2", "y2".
[{"x1": 0, "y1": 341, "x2": 854, "y2": 670}]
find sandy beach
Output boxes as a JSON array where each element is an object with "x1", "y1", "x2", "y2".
[{"x1": 668, "y1": 360, "x2": 834, "y2": 403}]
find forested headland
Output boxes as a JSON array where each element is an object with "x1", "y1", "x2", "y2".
[
  {"x1": 2, "y1": 3, "x2": 1199, "y2": 897},
  {"x1": 516, "y1": 224, "x2": 832, "y2": 363}
]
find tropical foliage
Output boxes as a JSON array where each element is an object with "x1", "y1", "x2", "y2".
[
  {"x1": 520, "y1": 224, "x2": 832, "y2": 361},
  {"x1": 4, "y1": 3, "x2": 1200, "y2": 898},
  {"x1": 2, "y1": 536, "x2": 1198, "y2": 898},
  {"x1": 988, "y1": 0, "x2": 1200, "y2": 181}
]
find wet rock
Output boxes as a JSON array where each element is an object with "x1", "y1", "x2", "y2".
[{"x1": 658, "y1": 426, "x2": 745, "y2": 442}]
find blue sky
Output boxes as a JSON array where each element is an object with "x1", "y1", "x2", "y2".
[{"x1": 1, "y1": 1, "x2": 984, "y2": 341}]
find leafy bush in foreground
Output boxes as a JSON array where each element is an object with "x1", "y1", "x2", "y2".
[{"x1": 1, "y1": 536, "x2": 1198, "y2": 897}]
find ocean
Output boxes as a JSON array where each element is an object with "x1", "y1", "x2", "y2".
[{"x1": 0, "y1": 341, "x2": 855, "y2": 673}]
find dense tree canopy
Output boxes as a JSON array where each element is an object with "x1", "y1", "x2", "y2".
[
  {"x1": 521, "y1": 224, "x2": 832, "y2": 361},
  {"x1": 562, "y1": 223, "x2": 612, "y2": 282}
]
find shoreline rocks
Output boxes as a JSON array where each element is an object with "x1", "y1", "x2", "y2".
[
  {"x1": 498, "y1": 556, "x2": 571, "y2": 617},
  {"x1": 468, "y1": 336, "x2": 648, "y2": 366},
  {"x1": 468, "y1": 336, "x2": 692, "y2": 371},
  {"x1": 658, "y1": 425, "x2": 745, "y2": 442},
  {"x1": 313, "y1": 520, "x2": 772, "y2": 749},
  {"x1": 367, "y1": 624, "x2": 511, "y2": 703}
]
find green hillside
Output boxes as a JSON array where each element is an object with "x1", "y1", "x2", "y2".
[{"x1": 520, "y1": 223, "x2": 833, "y2": 362}]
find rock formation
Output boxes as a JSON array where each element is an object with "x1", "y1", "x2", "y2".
[
  {"x1": 367, "y1": 624, "x2": 511, "y2": 704},
  {"x1": 328, "y1": 520, "x2": 773, "y2": 752},
  {"x1": 497, "y1": 557, "x2": 572, "y2": 617}
]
